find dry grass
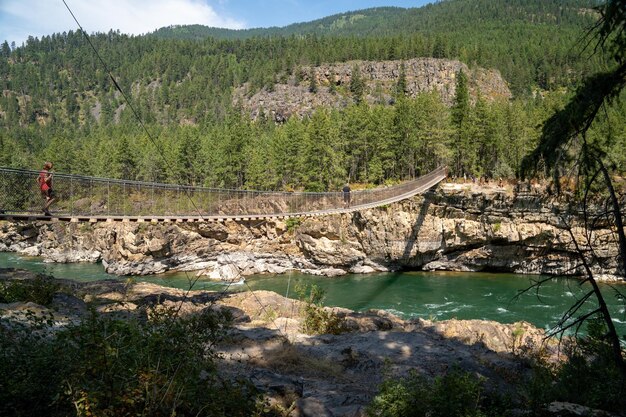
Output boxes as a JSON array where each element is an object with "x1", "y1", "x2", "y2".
[{"x1": 261, "y1": 343, "x2": 345, "y2": 379}]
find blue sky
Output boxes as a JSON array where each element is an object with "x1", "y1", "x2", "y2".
[{"x1": 0, "y1": 0, "x2": 431, "y2": 46}]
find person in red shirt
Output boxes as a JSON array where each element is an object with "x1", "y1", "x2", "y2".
[{"x1": 39, "y1": 162, "x2": 56, "y2": 216}]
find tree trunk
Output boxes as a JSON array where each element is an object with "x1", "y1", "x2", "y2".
[{"x1": 597, "y1": 160, "x2": 626, "y2": 375}]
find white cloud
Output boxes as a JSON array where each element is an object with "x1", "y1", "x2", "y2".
[{"x1": 0, "y1": 0, "x2": 246, "y2": 45}]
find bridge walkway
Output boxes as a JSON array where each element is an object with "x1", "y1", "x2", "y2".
[{"x1": 0, "y1": 166, "x2": 447, "y2": 223}]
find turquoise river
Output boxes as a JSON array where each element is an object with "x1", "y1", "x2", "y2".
[{"x1": 1, "y1": 252, "x2": 625, "y2": 335}]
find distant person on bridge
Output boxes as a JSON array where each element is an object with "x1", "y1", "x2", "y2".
[
  {"x1": 38, "y1": 162, "x2": 56, "y2": 216},
  {"x1": 343, "y1": 183, "x2": 351, "y2": 208}
]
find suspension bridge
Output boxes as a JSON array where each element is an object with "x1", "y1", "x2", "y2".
[{"x1": 0, "y1": 166, "x2": 447, "y2": 223}]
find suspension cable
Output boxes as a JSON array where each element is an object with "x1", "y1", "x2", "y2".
[{"x1": 61, "y1": 0, "x2": 201, "y2": 218}]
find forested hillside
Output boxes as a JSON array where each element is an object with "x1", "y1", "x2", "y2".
[
  {"x1": 151, "y1": 0, "x2": 604, "y2": 93},
  {"x1": 0, "y1": 0, "x2": 624, "y2": 192}
]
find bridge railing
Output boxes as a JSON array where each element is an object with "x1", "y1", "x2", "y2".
[{"x1": 0, "y1": 166, "x2": 446, "y2": 218}]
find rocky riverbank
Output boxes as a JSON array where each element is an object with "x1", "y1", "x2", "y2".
[
  {"x1": 4, "y1": 268, "x2": 622, "y2": 417},
  {"x1": 0, "y1": 268, "x2": 554, "y2": 416},
  {"x1": 1, "y1": 182, "x2": 622, "y2": 281}
]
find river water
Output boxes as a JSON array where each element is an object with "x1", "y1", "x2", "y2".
[{"x1": 1, "y1": 252, "x2": 625, "y2": 334}]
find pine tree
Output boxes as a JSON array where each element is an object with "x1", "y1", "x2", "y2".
[
  {"x1": 173, "y1": 127, "x2": 201, "y2": 186},
  {"x1": 112, "y1": 135, "x2": 137, "y2": 179},
  {"x1": 308, "y1": 69, "x2": 318, "y2": 94},
  {"x1": 350, "y1": 64, "x2": 365, "y2": 104},
  {"x1": 395, "y1": 61, "x2": 407, "y2": 98},
  {"x1": 1, "y1": 41, "x2": 10, "y2": 58},
  {"x1": 328, "y1": 73, "x2": 337, "y2": 95},
  {"x1": 451, "y1": 69, "x2": 472, "y2": 177},
  {"x1": 521, "y1": 0, "x2": 626, "y2": 376},
  {"x1": 301, "y1": 109, "x2": 345, "y2": 191}
]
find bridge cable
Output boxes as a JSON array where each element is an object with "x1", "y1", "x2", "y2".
[
  {"x1": 60, "y1": 1, "x2": 286, "y2": 327},
  {"x1": 61, "y1": 0, "x2": 197, "y2": 211}
]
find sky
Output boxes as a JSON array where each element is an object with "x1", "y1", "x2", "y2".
[{"x1": 0, "y1": 0, "x2": 432, "y2": 46}]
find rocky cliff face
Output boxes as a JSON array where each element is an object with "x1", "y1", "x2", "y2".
[
  {"x1": 0, "y1": 182, "x2": 621, "y2": 280},
  {"x1": 301, "y1": 183, "x2": 621, "y2": 279},
  {"x1": 234, "y1": 58, "x2": 512, "y2": 121}
]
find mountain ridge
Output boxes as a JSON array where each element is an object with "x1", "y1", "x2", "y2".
[
  {"x1": 148, "y1": 0, "x2": 599, "y2": 41},
  {"x1": 148, "y1": 7, "x2": 410, "y2": 40}
]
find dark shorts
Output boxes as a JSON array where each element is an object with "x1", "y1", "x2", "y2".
[
  {"x1": 343, "y1": 193, "x2": 351, "y2": 202},
  {"x1": 41, "y1": 188, "x2": 55, "y2": 199}
]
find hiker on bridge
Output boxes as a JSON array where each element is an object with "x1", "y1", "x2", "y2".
[
  {"x1": 38, "y1": 162, "x2": 56, "y2": 216},
  {"x1": 343, "y1": 183, "x2": 351, "y2": 208}
]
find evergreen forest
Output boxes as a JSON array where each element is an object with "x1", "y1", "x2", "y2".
[{"x1": 1, "y1": 0, "x2": 625, "y2": 191}]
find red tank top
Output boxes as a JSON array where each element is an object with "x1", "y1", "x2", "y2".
[{"x1": 39, "y1": 170, "x2": 50, "y2": 191}]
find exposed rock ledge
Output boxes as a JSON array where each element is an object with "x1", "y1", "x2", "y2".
[
  {"x1": 1, "y1": 182, "x2": 623, "y2": 281},
  {"x1": 0, "y1": 268, "x2": 558, "y2": 416},
  {"x1": 234, "y1": 57, "x2": 511, "y2": 121}
]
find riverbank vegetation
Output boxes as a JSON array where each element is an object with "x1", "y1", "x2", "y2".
[
  {"x1": 368, "y1": 320, "x2": 626, "y2": 416},
  {"x1": 0, "y1": 276, "x2": 260, "y2": 416},
  {"x1": 1, "y1": 272, "x2": 625, "y2": 416}
]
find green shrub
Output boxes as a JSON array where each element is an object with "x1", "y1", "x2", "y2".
[
  {"x1": 429, "y1": 369, "x2": 486, "y2": 417},
  {"x1": 0, "y1": 305, "x2": 260, "y2": 417},
  {"x1": 523, "y1": 317, "x2": 626, "y2": 413},
  {"x1": 367, "y1": 371, "x2": 428, "y2": 417},
  {"x1": 0, "y1": 311, "x2": 67, "y2": 416},
  {"x1": 285, "y1": 217, "x2": 302, "y2": 233},
  {"x1": 295, "y1": 283, "x2": 345, "y2": 335},
  {"x1": 0, "y1": 274, "x2": 61, "y2": 306},
  {"x1": 367, "y1": 368, "x2": 495, "y2": 417}
]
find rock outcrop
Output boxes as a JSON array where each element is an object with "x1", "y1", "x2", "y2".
[
  {"x1": 234, "y1": 58, "x2": 512, "y2": 121},
  {"x1": 0, "y1": 182, "x2": 622, "y2": 280}
]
